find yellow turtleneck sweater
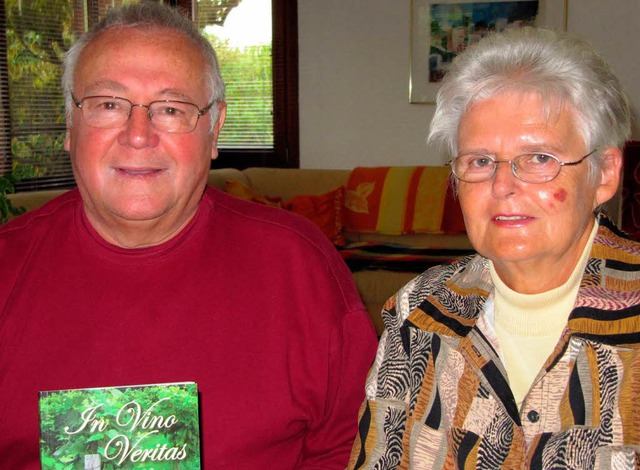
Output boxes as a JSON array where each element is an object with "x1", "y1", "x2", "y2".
[{"x1": 489, "y1": 221, "x2": 597, "y2": 407}]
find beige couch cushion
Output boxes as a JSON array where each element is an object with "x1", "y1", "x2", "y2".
[
  {"x1": 207, "y1": 168, "x2": 248, "y2": 190},
  {"x1": 7, "y1": 189, "x2": 69, "y2": 212},
  {"x1": 243, "y1": 168, "x2": 349, "y2": 200},
  {"x1": 352, "y1": 270, "x2": 418, "y2": 333}
]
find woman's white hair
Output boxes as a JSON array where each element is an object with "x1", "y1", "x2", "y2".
[{"x1": 428, "y1": 27, "x2": 631, "y2": 179}]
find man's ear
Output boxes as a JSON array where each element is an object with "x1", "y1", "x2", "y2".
[
  {"x1": 595, "y1": 146, "x2": 623, "y2": 208},
  {"x1": 211, "y1": 102, "x2": 227, "y2": 161},
  {"x1": 64, "y1": 127, "x2": 71, "y2": 152}
]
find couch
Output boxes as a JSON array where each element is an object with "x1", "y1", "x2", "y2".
[{"x1": 8, "y1": 167, "x2": 475, "y2": 334}]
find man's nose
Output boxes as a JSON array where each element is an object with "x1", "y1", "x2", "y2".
[{"x1": 118, "y1": 105, "x2": 159, "y2": 148}]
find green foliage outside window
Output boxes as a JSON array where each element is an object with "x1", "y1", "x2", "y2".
[
  {"x1": 207, "y1": 36, "x2": 273, "y2": 148},
  {"x1": 4, "y1": 0, "x2": 72, "y2": 182}
]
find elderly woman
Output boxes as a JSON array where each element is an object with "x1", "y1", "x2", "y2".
[{"x1": 348, "y1": 28, "x2": 640, "y2": 469}]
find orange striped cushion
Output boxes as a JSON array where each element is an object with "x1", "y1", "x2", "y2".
[{"x1": 344, "y1": 166, "x2": 464, "y2": 235}]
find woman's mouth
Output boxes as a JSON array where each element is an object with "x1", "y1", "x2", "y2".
[{"x1": 494, "y1": 215, "x2": 531, "y2": 221}]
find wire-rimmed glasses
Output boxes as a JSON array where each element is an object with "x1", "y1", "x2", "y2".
[
  {"x1": 72, "y1": 94, "x2": 214, "y2": 134},
  {"x1": 446, "y1": 150, "x2": 596, "y2": 184}
]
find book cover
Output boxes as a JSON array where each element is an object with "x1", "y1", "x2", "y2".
[{"x1": 39, "y1": 382, "x2": 201, "y2": 469}]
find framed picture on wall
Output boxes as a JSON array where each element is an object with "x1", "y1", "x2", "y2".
[{"x1": 409, "y1": 0, "x2": 568, "y2": 104}]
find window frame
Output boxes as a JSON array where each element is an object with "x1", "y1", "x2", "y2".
[{"x1": 168, "y1": 0, "x2": 300, "y2": 170}]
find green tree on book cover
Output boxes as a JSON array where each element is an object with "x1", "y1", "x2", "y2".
[{"x1": 39, "y1": 383, "x2": 200, "y2": 469}]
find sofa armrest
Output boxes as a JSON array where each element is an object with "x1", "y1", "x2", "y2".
[{"x1": 7, "y1": 189, "x2": 69, "y2": 212}]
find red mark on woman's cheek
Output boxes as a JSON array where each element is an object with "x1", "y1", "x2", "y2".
[{"x1": 553, "y1": 188, "x2": 568, "y2": 202}]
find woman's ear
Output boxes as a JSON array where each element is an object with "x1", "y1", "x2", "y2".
[{"x1": 595, "y1": 147, "x2": 623, "y2": 208}]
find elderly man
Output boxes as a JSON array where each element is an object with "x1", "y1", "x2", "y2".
[{"x1": 0, "y1": 3, "x2": 376, "y2": 468}]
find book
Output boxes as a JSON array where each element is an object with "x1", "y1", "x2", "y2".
[{"x1": 39, "y1": 382, "x2": 201, "y2": 469}]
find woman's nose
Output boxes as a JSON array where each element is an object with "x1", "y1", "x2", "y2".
[{"x1": 491, "y1": 160, "x2": 519, "y2": 196}]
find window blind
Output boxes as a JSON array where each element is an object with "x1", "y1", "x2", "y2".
[
  {"x1": 1, "y1": 0, "x2": 78, "y2": 190},
  {"x1": 195, "y1": 0, "x2": 274, "y2": 149}
]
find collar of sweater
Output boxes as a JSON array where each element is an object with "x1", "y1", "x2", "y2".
[{"x1": 489, "y1": 221, "x2": 597, "y2": 337}]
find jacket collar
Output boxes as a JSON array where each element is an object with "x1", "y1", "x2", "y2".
[{"x1": 405, "y1": 213, "x2": 640, "y2": 346}]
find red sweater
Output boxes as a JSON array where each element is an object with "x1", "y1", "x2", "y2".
[{"x1": 0, "y1": 187, "x2": 377, "y2": 469}]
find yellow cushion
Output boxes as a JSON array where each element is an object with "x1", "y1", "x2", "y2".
[{"x1": 344, "y1": 166, "x2": 464, "y2": 235}]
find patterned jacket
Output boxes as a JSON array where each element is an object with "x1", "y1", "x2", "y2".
[{"x1": 348, "y1": 216, "x2": 640, "y2": 469}]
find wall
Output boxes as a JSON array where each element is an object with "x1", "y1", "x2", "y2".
[{"x1": 298, "y1": 0, "x2": 640, "y2": 169}]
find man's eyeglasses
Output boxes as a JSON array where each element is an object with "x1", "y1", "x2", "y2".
[
  {"x1": 71, "y1": 94, "x2": 214, "y2": 134},
  {"x1": 446, "y1": 150, "x2": 596, "y2": 184}
]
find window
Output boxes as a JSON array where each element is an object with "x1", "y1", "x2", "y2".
[
  {"x1": 197, "y1": 0, "x2": 273, "y2": 149},
  {"x1": 192, "y1": 0, "x2": 299, "y2": 170},
  {"x1": 0, "y1": 0, "x2": 298, "y2": 192}
]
